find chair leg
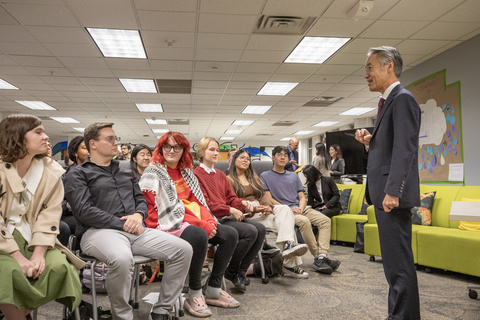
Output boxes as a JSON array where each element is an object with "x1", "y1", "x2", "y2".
[
  {"x1": 129, "y1": 263, "x2": 141, "y2": 309},
  {"x1": 90, "y1": 261, "x2": 98, "y2": 320},
  {"x1": 32, "y1": 309, "x2": 37, "y2": 320}
]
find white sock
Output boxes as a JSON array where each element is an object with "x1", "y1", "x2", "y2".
[
  {"x1": 205, "y1": 285, "x2": 221, "y2": 299},
  {"x1": 188, "y1": 288, "x2": 202, "y2": 302}
]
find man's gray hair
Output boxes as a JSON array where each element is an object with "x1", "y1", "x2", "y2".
[{"x1": 368, "y1": 46, "x2": 403, "y2": 78}]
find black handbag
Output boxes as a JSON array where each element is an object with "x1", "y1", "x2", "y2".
[{"x1": 354, "y1": 221, "x2": 368, "y2": 253}]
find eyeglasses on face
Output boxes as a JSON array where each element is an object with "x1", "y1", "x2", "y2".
[
  {"x1": 100, "y1": 136, "x2": 121, "y2": 144},
  {"x1": 238, "y1": 156, "x2": 250, "y2": 162},
  {"x1": 275, "y1": 152, "x2": 288, "y2": 158},
  {"x1": 163, "y1": 144, "x2": 183, "y2": 153}
]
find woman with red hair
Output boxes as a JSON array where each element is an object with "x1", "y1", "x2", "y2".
[{"x1": 139, "y1": 132, "x2": 240, "y2": 318}]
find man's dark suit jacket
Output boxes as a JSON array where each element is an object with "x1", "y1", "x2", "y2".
[
  {"x1": 366, "y1": 84, "x2": 421, "y2": 208},
  {"x1": 285, "y1": 147, "x2": 299, "y2": 172},
  {"x1": 307, "y1": 176, "x2": 342, "y2": 212}
]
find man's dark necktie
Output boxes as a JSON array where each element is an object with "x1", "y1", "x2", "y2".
[{"x1": 376, "y1": 98, "x2": 385, "y2": 119}]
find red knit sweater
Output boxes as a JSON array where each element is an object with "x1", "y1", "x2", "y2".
[{"x1": 193, "y1": 166, "x2": 245, "y2": 218}]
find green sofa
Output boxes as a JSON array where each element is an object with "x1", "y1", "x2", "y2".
[
  {"x1": 331, "y1": 184, "x2": 368, "y2": 243},
  {"x1": 364, "y1": 185, "x2": 480, "y2": 278}
]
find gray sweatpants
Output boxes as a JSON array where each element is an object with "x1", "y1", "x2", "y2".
[{"x1": 81, "y1": 228, "x2": 192, "y2": 320}]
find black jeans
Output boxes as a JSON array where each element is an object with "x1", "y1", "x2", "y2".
[
  {"x1": 180, "y1": 225, "x2": 208, "y2": 291},
  {"x1": 219, "y1": 218, "x2": 266, "y2": 273},
  {"x1": 207, "y1": 224, "x2": 238, "y2": 288}
]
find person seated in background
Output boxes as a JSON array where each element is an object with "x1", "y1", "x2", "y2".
[
  {"x1": 139, "y1": 132, "x2": 240, "y2": 317},
  {"x1": 227, "y1": 148, "x2": 238, "y2": 164},
  {"x1": 120, "y1": 143, "x2": 131, "y2": 160},
  {"x1": 64, "y1": 122, "x2": 192, "y2": 320},
  {"x1": 329, "y1": 144, "x2": 345, "y2": 183},
  {"x1": 61, "y1": 136, "x2": 89, "y2": 237},
  {"x1": 313, "y1": 142, "x2": 331, "y2": 177},
  {"x1": 194, "y1": 137, "x2": 266, "y2": 293},
  {"x1": 303, "y1": 165, "x2": 341, "y2": 218},
  {"x1": 227, "y1": 149, "x2": 308, "y2": 261},
  {"x1": 129, "y1": 144, "x2": 152, "y2": 182},
  {"x1": 260, "y1": 146, "x2": 341, "y2": 276},
  {"x1": 0, "y1": 114, "x2": 83, "y2": 320}
]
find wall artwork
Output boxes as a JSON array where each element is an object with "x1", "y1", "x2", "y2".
[{"x1": 406, "y1": 69, "x2": 463, "y2": 184}]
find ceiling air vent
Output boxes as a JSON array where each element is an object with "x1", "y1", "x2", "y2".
[
  {"x1": 256, "y1": 134, "x2": 273, "y2": 136},
  {"x1": 155, "y1": 79, "x2": 192, "y2": 94},
  {"x1": 254, "y1": 15, "x2": 317, "y2": 35},
  {"x1": 303, "y1": 96, "x2": 343, "y2": 107},
  {"x1": 272, "y1": 121, "x2": 297, "y2": 126},
  {"x1": 168, "y1": 119, "x2": 189, "y2": 125}
]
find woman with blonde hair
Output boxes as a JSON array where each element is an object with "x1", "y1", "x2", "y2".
[
  {"x1": 194, "y1": 137, "x2": 266, "y2": 292},
  {"x1": 0, "y1": 114, "x2": 83, "y2": 319}
]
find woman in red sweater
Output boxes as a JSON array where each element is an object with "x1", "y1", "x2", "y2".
[
  {"x1": 139, "y1": 132, "x2": 240, "y2": 317},
  {"x1": 194, "y1": 137, "x2": 266, "y2": 292}
]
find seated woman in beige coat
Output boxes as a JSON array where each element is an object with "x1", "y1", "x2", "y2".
[{"x1": 0, "y1": 114, "x2": 83, "y2": 320}]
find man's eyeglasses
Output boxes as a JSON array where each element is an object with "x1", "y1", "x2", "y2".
[
  {"x1": 163, "y1": 144, "x2": 183, "y2": 153},
  {"x1": 101, "y1": 136, "x2": 121, "y2": 144}
]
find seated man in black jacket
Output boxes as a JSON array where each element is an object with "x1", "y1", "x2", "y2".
[{"x1": 64, "y1": 122, "x2": 192, "y2": 320}]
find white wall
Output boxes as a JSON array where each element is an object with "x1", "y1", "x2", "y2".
[{"x1": 401, "y1": 34, "x2": 480, "y2": 186}]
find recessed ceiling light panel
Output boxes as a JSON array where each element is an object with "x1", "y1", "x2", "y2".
[
  {"x1": 257, "y1": 82, "x2": 298, "y2": 96},
  {"x1": 15, "y1": 100, "x2": 56, "y2": 110},
  {"x1": 50, "y1": 117, "x2": 79, "y2": 123},
  {"x1": 145, "y1": 119, "x2": 167, "y2": 125},
  {"x1": 225, "y1": 129, "x2": 243, "y2": 135},
  {"x1": 87, "y1": 28, "x2": 147, "y2": 59},
  {"x1": 339, "y1": 107, "x2": 375, "y2": 116},
  {"x1": 120, "y1": 78, "x2": 157, "y2": 93},
  {"x1": 313, "y1": 121, "x2": 340, "y2": 127},
  {"x1": 73, "y1": 127, "x2": 85, "y2": 132},
  {"x1": 232, "y1": 120, "x2": 254, "y2": 126},
  {"x1": 152, "y1": 129, "x2": 169, "y2": 134},
  {"x1": 135, "y1": 103, "x2": 163, "y2": 112},
  {"x1": 220, "y1": 137, "x2": 235, "y2": 140},
  {"x1": 285, "y1": 37, "x2": 350, "y2": 64},
  {"x1": 293, "y1": 130, "x2": 314, "y2": 135},
  {"x1": 242, "y1": 105, "x2": 272, "y2": 114},
  {"x1": 0, "y1": 78, "x2": 19, "y2": 90}
]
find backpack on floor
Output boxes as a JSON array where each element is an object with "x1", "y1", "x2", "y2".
[
  {"x1": 253, "y1": 250, "x2": 283, "y2": 278},
  {"x1": 82, "y1": 261, "x2": 108, "y2": 293}
]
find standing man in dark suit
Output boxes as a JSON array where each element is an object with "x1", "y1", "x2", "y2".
[
  {"x1": 285, "y1": 137, "x2": 299, "y2": 171},
  {"x1": 355, "y1": 46, "x2": 421, "y2": 320}
]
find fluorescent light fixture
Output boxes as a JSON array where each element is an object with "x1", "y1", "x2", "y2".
[
  {"x1": 50, "y1": 117, "x2": 79, "y2": 123},
  {"x1": 15, "y1": 100, "x2": 56, "y2": 110},
  {"x1": 119, "y1": 78, "x2": 157, "y2": 93},
  {"x1": 242, "y1": 105, "x2": 272, "y2": 114},
  {"x1": 232, "y1": 120, "x2": 254, "y2": 126},
  {"x1": 257, "y1": 82, "x2": 298, "y2": 96},
  {"x1": 135, "y1": 103, "x2": 163, "y2": 112},
  {"x1": 293, "y1": 130, "x2": 314, "y2": 135},
  {"x1": 0, "y1": 78, "x2": 19, "y2": 90},
  {"x1": 285, "y1": 36, "x2": 350, "y2": 64},
  {"x1": 220, "y1": 137, "x2": 235, "y2": 141},
  {"x1": 152, "y1": 129, "x2": 169, "y2": 134},
  {"x1": 145, "y1": 118, "x2": 167, "y2": 125},
  {"x1": 225, "y1": 129, "x2": 243, "y2": 135},
  {"x1": 313, "y1": 121, "x2": 340, "y2": 127},
  {"x1": 280, "y1": 137, "x2": 291, "y2": 141},
  {"x1": 73, "y1": 127, "x2": 85, "y2": 132},
  {"x1": 87, "y1": 28, "x2": 146, "y2": 59},
  {"x1": 339, "y1": 107, "x2": 376, "y2": 116}
]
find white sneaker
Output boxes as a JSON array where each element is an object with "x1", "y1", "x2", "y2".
[
  {"x1": 283, "y1": 266, "x2": 309, "y2": 279},
  {"x1": 282, "y1": 241, "x2": 308, "y2": 259}
]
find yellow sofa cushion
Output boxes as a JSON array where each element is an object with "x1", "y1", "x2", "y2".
[{"x1": 458, "y1": 197, "x2": 480, "y2": 231}]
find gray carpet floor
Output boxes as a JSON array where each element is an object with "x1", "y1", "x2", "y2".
[{"x1": 35, "y1": 241, "x2": 480, "y2": 320}]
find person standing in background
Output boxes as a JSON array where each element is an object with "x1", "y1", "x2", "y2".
[
  {"x1": 329, "y1": 144, "x2": 345, "y2": 183},
  {"x1": 355, "y1": 46, "x2": 421, "y2": 320},
  {"x1": 313, "y1": 142, "x2": 331, "y2": 177},
  {"x1": 285, "y1": 137, "x2": 299, "y2": 172}
]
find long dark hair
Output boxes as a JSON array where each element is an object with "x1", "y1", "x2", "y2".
[
  {"x1": 227, "y1": 150, "x2": 264, "y2": 200},
  {"x1": 130, "y1": 144, "x2": 152, "y2": 181},
  {"x1": 0, "y1": 114, "x2": 46, "y2": 162},
  {"x1": 330, "y1": 144, "x2": 343, "y2": 160},
  {"x1": 303, "y1": 165, "x2": 322, "y2": 188},
  {"x1": 315, "y1": 142, "x2": 330, "y2": 171}
]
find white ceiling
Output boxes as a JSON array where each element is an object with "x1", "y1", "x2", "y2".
[{"x1": 1, "y1": 0, "x2": 479, "y2": 146}]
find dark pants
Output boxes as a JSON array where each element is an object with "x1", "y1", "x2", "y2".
[
  {"x1": 220, "y1": 218, "x2": 266, "y2": 273},
  {"x1": 375, "y1": 206, "x2": 420, "y2": 320},
  {"x1": 320, "y1": 207, "x2": 341, "y2": 218},
  {"x1": 207, "y1": 224, "x2": 238, "y2": 288},
  {"x1": 180, "y1": 225, "x2": 208, "y2": 291}
]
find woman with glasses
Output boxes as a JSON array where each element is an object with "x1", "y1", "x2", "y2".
[
  {"x1": 194, "y1": 137, "x2": 266, "y2": 293},
  {"x1": 139, "y1": 132, "x2": 239, "y2": 317},
  {"x1": 129, "y1": 144, "x2": 152, "y2": 182},
  {"x1": 0, "y1": 114, "x2": 83, "y2": 319}
]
